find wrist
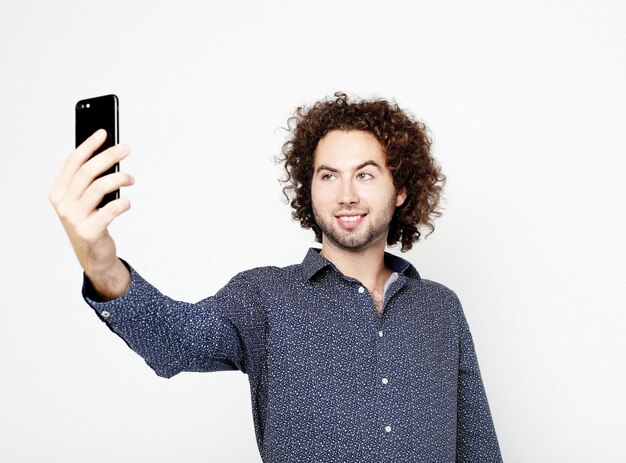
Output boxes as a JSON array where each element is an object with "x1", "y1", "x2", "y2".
[{"x1": 85, "y1": 258, "x2": 131, "y2": 301}]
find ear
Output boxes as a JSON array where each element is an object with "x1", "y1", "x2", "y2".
[{"x1": 395, "y1": 186, "x2": 407, "y2": 207}]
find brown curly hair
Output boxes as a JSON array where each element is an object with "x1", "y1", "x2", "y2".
[{"x1": 275, "y1": 91, "x2": 446, "y2": 252}]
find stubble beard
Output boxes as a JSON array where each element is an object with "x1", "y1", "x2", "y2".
[{"x1": 312, "y1": 196, "x2": 396, "y2": 252}]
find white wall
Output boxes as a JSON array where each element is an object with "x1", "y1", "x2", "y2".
[{"x1": 1, "y1": 1, "x2": 624, "y2": 461}]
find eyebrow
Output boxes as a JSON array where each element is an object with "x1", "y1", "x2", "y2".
[{"x1": 315, "y1": 160, "x2": 383, "y2": 175}]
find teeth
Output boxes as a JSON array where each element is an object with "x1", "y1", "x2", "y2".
[{"x1": 339, "y1": 215, "x2": 362, "y2": 222}]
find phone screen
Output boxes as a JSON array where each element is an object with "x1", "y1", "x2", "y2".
[{"x1": 75, "y1": 94, "x2": 119, "y2": 208}]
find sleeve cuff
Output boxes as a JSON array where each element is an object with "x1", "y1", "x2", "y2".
[{"x1": 81, "y1": 258, "x2": 154, "y2": 323}]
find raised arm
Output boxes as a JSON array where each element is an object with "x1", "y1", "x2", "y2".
[
  {"x1": 51, "y1": 130, "x2": 265, "y2": 378},
  {"x1": 82, "y1": 263, "x2": 266, "y2": 378}
]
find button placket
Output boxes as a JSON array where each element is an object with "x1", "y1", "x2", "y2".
[
  {"x1": 377, "y1": 324, "x2": 392, "y2": 440},
  {"x1": 367, "y1": 280, "x2": 394, "y2": 441}
]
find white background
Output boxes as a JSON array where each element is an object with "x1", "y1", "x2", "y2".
[{"x1": 1, "y1": 1, "x2": 625, "y2": 461}]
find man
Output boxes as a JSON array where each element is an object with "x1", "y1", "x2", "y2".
[{"x1": 50, "y1": 92, "x2": 503, "y2": 461}]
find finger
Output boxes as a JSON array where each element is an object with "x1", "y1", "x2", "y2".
[
  {"x1": 78, "y1": 171, "x2": 135, "y2": 217},
  {"x1": 64, "y1": 143, "x2": 130, "y2": 202},
  {"x1": 52, "y1": 129, "x2": 108, "y2": 195},
  {"x1": 85, "y1": 197, "x2": 132, "y2": 232}
]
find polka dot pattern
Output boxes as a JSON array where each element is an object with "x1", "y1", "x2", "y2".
[{"x1": 83, "y1": 247, "x2": 502, "y2": 462}]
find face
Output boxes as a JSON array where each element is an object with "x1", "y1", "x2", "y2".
[{"x1": 311, "y1": 130, "x2": 407, "y2": 252}]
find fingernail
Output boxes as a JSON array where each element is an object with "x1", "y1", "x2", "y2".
[
  {"x1": 94, "y1": 129, "x2": 106, "y2": 139},
  {"x1": 118, "y1": 143, "x2": 130, "y2": 154}
]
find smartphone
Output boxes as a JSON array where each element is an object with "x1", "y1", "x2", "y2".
[{"x1": 75, "y1": 94, "x2": 119, "y2": 209}]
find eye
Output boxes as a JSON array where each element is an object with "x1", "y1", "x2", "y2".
[
  {"x1": 321, "y1": 173, "x2": 336, "y2": 180},
  {"x1": 357, "y1": 172, "x2": 373, "y2": 180}
]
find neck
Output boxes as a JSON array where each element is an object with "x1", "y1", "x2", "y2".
[{"x1": 319, "y1": 239, "x2": 391, "y2": 291}]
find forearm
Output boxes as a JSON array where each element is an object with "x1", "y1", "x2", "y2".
[
  {"x1": 456, "y1": 367, "x2": 502, "y2": 462},
  {"x1": 455, "y1": 305, "x2": 503, "y2": 462},
  {"x1": 82, "y1": 261, "x2": 256, "y2": 378},
  {"x1": 83, "y1": 261, "x2": 192, "y2": 377}
]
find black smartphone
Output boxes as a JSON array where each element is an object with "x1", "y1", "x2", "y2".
[{"x1": 75, "y1": 94, "x2": 119, "y2": 209}]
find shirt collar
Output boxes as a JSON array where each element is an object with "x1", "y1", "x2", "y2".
[{"x1": 302, "y1": 247, "x2": 421, "y2": 281}]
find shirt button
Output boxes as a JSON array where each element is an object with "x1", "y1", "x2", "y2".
[
  {"x1": 101, "y1": 310, "x2": 111, "y2": 318},
  {"x1": 382, "y1": 377, "x2": 388, "y2": 384},
  {"x1": 358, "y1": 286, "x2": 365, "y2": 293},
  {"x1": 378, "y1": 330, "x2": 384, "y2": 337},
  {"x1": 385, "y1": 425, "x2": 392, "y2": 433}
]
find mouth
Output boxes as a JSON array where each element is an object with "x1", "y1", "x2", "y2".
[{"x1": 336, "y1": 213, "x2": 367, "y2": 229}]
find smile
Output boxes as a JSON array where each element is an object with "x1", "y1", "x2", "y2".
[
  {"x1": 340, "y1": 215, "x2": 362, "y2": 222},
  {"x1": 336, "y1": 214, "x2": 366, "y2": 229}
]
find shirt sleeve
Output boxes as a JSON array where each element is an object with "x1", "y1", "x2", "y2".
[
  {"x1": 455, "y1": 300, "x2": 504, "y2": 462},
  {"x1": 82, "y1": 259, "x2": 266, "y2": 379}
]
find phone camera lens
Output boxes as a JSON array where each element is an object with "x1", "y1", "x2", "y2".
[{"x1": 86, "y1": 103, "x2": 90, "y2": 108}]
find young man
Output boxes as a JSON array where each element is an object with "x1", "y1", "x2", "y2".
[{"x1": 50, "y1": 92, "x2": 503, "y2": 461}]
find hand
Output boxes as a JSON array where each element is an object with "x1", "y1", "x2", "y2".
[{"x1": 49, "y1": 129, "x2": 135, "y2": 300}]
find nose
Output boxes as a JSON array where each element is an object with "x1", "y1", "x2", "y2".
[{"x1": 338, "y1": 179, "x2": 359, "y2": 205}]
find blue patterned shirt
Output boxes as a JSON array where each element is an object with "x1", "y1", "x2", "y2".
[{"x1": 83, "y1": 247, "x2": 502, "y2": 462}]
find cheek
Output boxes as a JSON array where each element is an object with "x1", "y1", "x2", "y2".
[
  {"x1": 311, "y1": 185, "x2": 328, "y2": 211},
  {"x1": 358, "y1": 188, "x2": 382, "y2": 204},
  {"x1": 363, "y1": 187, "x2": 395, "y2": 210},
  {"x1": 311, "y1": 182, "x2": 333, "y2": 204}
]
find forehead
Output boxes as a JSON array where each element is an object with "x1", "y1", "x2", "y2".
[{"x1": 313, "y1": 130, "x2": 386, "y2": 168}]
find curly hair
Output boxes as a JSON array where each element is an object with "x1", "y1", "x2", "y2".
[{"x1": 275, "y1": 91, "x2": 446, "y2": 252}]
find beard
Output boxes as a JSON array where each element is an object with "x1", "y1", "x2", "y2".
[{"x1": 312, "y1": 196, "x2": 396, "y2": 252}]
